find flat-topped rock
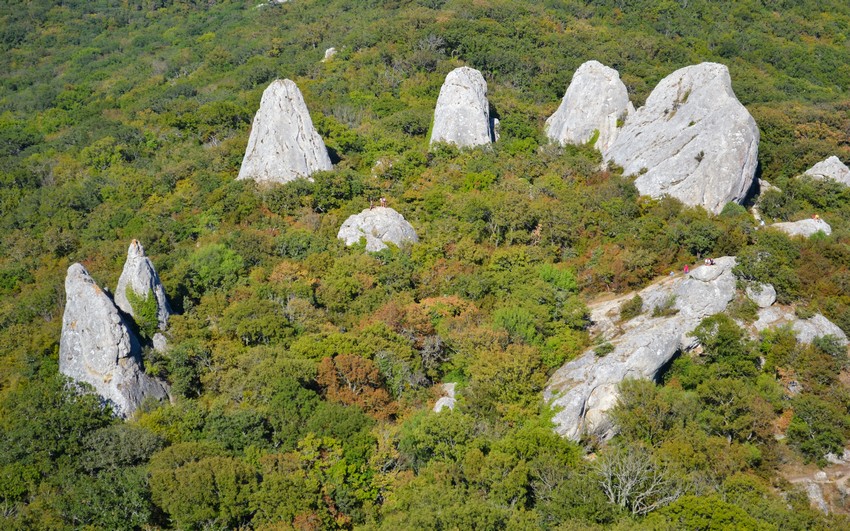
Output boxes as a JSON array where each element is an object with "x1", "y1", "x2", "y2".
[
  {"x1": 237, "y1": 79, "x2": 332, "y2": 184},
  {"x1": 114, "y1": 240, "x2": 171, "y2": 331},
  {"x1": 545, "y1": 60, "x2": 632, "y2": 152},
  {"x1": 430, "y1": 67, "x2": 493, "y2": 148},
  {"x1": 60, "y1": 264, "x2": 169, "y2": 417},
  {"x1": 605, "y1": 63, "x2": 759, "y2": 214},
  {"x1": 753, "y1": 306, "x2": 847, "y2": 346},
  {"x1": 337, "y1": 207, "x2": 418, "y2": 252},
  {"x1": 544, "y1": 257, "x2": 738, "y2": 441},
  {"x1": 771, "y1": 218, "x2": 832, "y2": 238},
  {"x1": 803, "y1": 156, "x2": 850, "y2": 187}
]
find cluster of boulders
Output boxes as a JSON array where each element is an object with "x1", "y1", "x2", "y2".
[
  {"x1": 543, "y1": 257, "x2": 847, "y2": 442},
  {"x1": 59, "y1": 241, "x2": 171, "y2": 417}
]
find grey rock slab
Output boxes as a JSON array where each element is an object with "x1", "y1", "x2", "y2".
[
  {"x1": 545, "y1": 257, "x2": 738, "y2": 441},
  {"x1": 60, "y1": 264, "x2": 169, "y2": 417},
  {"x1": 545, "y1": 60, "x2": 631, "y2": 153},
  {"x1": 114, "y1": 239, "x2": 171, "y2": 330},
  {"x1": 771, "y1": 218, "x2": 832, "y2": 238},
  {"x1": 803, "y1": 156, "x2": 850, "y2": 187},
  {"x1": 430, "y1": 67, "x2": 493, "y2": 148},
  {"x1": 237, "y1": 79, "x2": 332, "y2": 184},
  {"x1": 746, "y1": 283, "x2": 776, "y2": 308},
  {"x1": 753, "y1": 306, "x2": 847, "y2": 346},
  {"x1": 322, "y1": 47, "x2": 337, "y2": 62},
  {"x1": 337, "y1": 207, "x2": 418, "y2": 252},
  {"x1": 605, "y1": 63, "x2": 759, "y2": 214}
]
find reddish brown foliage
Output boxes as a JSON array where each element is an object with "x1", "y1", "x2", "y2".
[{"x1": 317, "y1": 354, "x2": 396, "y2": 420}]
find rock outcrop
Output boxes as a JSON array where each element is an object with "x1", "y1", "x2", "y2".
[
  {"x1": 545, "y1": 60, "x2": 632, "y2": 153},
  {"x1": 746, "y1": 283, "x2": 776, "y2": 308},
  {"x1": 430, "y1": 67, "x2": 493, "y2": 148},
  {"x1": 237, "y1": 79, "x2": 332, "y2": 184},
  {"x1": 605, "y1": 63, "x2": 759, "y2": 214},
  {"x1": 753, "y1": 307, "x2": 847, "y2": 346},
  {"x1": 322, "y1": 47, "x2": 337, "y2": 62},
  {"x1": 771, "y1": 218, "x2": 832, "y2": 238},
  {"x1": 60, "y1": 264, "x2": 169, "y2": 417},
  {"x1": 544, "y1": 257, "x2": 738, "y2": 441},
  {"x1": 803, "y1": 156, "x2": 850, "y2": 187},
  {"x1": 338, "y1": 207, "x2": 418, "y2": 252},
  {"x1": 433, "y1": 382, "x2": 457, "y2": 413},
  {"x1": 115, "y1": 240, "x2": 171, "y2": 331}
]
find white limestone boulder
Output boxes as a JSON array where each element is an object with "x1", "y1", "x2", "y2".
[
  {"x1": 337, "y1": 207, "x2": 418, "y2": 252},
  {"x1": 114, "y1": 240, "x2": 171, "y2": 331},
  {"x1": 544, "y1": 257, "x2": 738, "y2": 441},
  {"x1": 433, "y1": 382, "x2": 457, "y2": 413},
  {"x1": 771, "y1": 218, "x2": 832, "y2": 238},
  {"x1": 803, "y1": 156, "x2": 850, "y2": 187},
  {"x1": 746, "y1": 283, "x2": 776, "y2": 308},
  {"x1": 605, "y1": 63, "x2": 759, "y2": 214},
  {"x1": 753, "y1": 307, "x2": 847, "y2": 346},
  {"x1": 545, "y1": 60, "x2": 632, "y2": 153},
  {"x1": 430, "y1": 67, "x2": 493, "y2": 148},
  {"x1": 60, "y1": 264, "x2": 169, "y2": 417},
  {"x1": 237, "y1": 79, "x2": 332, "y2": 184}
]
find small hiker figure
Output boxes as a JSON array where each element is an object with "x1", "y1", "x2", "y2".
[
  {"x1": 709, "y1": 258, "x2": 715, "y2": 265},
  {"x1": 704, "y1": 258, "x2": 710, "y2": 266},
  {"x1": 380, "y1": 197, "x2": 387, "y2": 208},
  {"x1": 684, "y1": 264, "x2": 690, "y2": 274},
  {"x1": 814, "y1": 214, "x2": 820, "y2": 221},
  {"x1": 369, "y1": 199, "x2": 374, "y2": 210}
]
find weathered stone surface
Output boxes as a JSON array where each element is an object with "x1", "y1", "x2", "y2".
[
  {"x1": 545, "y1": 60, "x2": 631, "y2": 153},
  {"x1": 544, "y1": 257, "x2": 738, "y2": 441},
  {"x1": 430, "y1": 67, "x2": 493, "y2": 148},
  {"x1": 115, "y1": 240, "x2": 171, "y2": 331},
  {"x1": 60, "y1": 264, "x2": 168, "y2": 417},
  {"x1": 605, "y1": 63, "x2": 759, "y2": 214},
  {"x1": 803, "y1": 156, "x2": 850, "y2": 187},
  {"x1": 337, "y1": 207, "x2": 418, "y2": 252},
  {"x1": 759, "y1": 179, "x2": 781, "y2": 194},
  {"x1": 322, "y1": 47, "x2": 337, "y2": 62},
  {"x1": 753, "y1": 307, "x2": 847, "y2": 346},
  {"x1": 237, "y1": 79, "x2": 332, "y2": 184},
  {"x1": 746, "y1": 283, "x2": 776, "y2": 308},
  {"x1": 771, "y1": 218, "x2": 832, "y2": 238},
  {"x1": 434, "y1": 382, "x2": 457, "y2": 413}
]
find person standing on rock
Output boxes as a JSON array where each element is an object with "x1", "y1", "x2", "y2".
[
  {"x1": 684, "y1": 264, "x2": 690, "y2": 274},
  {"x1": 380, "y1": 197, "x2": 387, "y2": 208}
]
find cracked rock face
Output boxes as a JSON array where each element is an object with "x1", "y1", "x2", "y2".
[
  {"x1": 605, "y1": 63, "x2": 759, "y2": 214},
  {"x1": 545, "y1": 60, "x2": 631, "y2": 153},
  {"x1": 430, "y1": 67, "x2": 493, "y2": 148},
  {"x1": 114, "y1": 240, "x2": 171, "y2": 331},
  {"x1": 337, "y1": 207, "x2": 418, "y2": 252},
  {"x1": 237, "y1": 79, "x2": 332, "y2": 184},
  {"x1": 771, "y1": 218, "x2": 832, "y2": 238},
  {"x1": 544, "y1": 257, "x2": 738, "y2": 441},
  {"x1": 803, "y1": 156, "x2": 850, "y2": 187},
  {"x1": 60, "y1": 264, "x2": 169, "y2": 417}
]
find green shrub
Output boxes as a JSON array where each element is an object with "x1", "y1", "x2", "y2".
[{"x1": 619, "y1": 294, "x2": 644, "y2": 321}]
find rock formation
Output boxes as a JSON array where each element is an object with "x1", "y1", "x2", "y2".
[
  {"x1": 545, "y1": 60, "x2": 632, "y2": 152},
  {"x1": 60, "y1": 264, "x2": 169, "y2": 417},
  {"x1": 803, "y1": 156, "x2": 850, "y2": 187},
  {"x1": 605, "y1": 63, "x2": 759, "y2": 214},
  {"x1": 771, "y1": 218, "x2": 832, "y2": 238},
  {"x1": 237, "y1": 79, "x2": 332, "y2": 184},
  {"x1": 337, "y1": 207, "x2": 418, "y2": 252},
  {"x1": 544, "y1": 257, "x2": 738, "y2": 441},
  {"x1": 433, "y1": 382, "x2": 457, "y2": 413},
  {"x1": 322, "y1": 47, "x2": 337, "y2": 62},
  {"x1": 753, "y1": 307, "x2": 847, "y2": 346},
  {"x1": 746, "y1": 283, "x2": 776, "y2": 308},
  {"x1": 429, "y1": 67, "x2": 493, "y2": 148},
  {"x1": 115, "y1": 240, "x2": 171, "y2": 331}
]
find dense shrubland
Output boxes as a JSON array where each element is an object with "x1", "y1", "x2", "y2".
[{"x1": 3, "y1": 0, "x2": 850, "y2": 528}]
